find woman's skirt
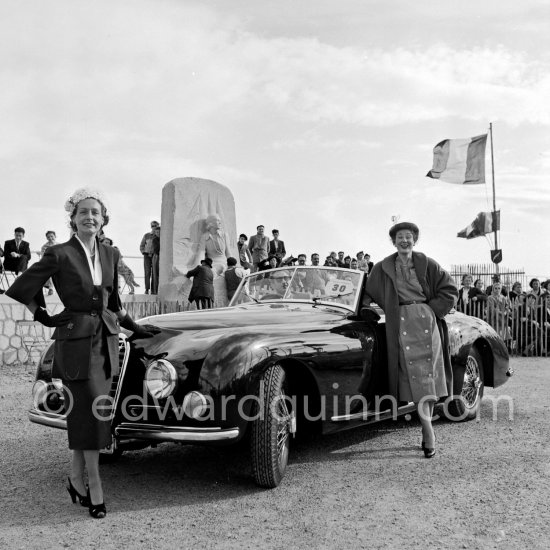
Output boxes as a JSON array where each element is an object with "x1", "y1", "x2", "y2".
[
  {"x1": 63, "y1": 325, "x2": 113, "y2": 450},
  {"x1": 397, "y1": 303, "x2": 447, "y2": 403}
]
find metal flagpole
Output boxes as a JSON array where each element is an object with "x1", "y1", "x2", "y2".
[{"x1": 489, "y1": 122, "x2": 500, "y2": 274}]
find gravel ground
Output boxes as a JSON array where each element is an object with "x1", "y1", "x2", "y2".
[{"x1": 1, "y1": 357, "x2": 549, "y2": 550}]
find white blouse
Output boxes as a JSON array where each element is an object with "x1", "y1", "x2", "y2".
[{"x1": 75, "y1": 235, "x2": 102, "y2": 285}]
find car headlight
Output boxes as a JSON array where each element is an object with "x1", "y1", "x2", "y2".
[
  {"x1": 32, "y1": 380, "x2": 49, "y2": 408},
  {"x1": 182, "y1": 391, "x2": 208, "y2": 419},
  {"x1": 145, "y1": 359, "x2": 177, "y2": 399}
]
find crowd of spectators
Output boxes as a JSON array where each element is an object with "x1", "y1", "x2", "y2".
[
  {"x1": 235, "y1": 226, "x2": 374, "y2": 275},
  {"x1": 2, "y1": 223, "x2": 548, "y2": 358},
  {"x1": 456, "y1": 273, "x2": 550, "y2": 356}
]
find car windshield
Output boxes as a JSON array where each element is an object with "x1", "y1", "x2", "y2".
[{"x1": 230, "y1": 267, "x2": 363, "y2": 311}]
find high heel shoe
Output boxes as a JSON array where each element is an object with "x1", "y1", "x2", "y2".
[
  {"x1": 87, "y1": 489, "x2": 107, "y2": 519},
  {"x1": 67, "y1": 477, "x2": 90, "y2": 507},
  {"x1": 423, "y1": 447, "x2": 436, "y2": 458}
]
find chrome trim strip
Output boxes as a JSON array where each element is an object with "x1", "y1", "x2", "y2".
[
  {"x1": 115, "y1": 422, "x2": 240, "y2": 442},
  {"x1": 28, "y1": 409, "x2": 67, "y2": 430},
  {"x1": 331, "y1": 402, "x2": 416, "y2": 422},
  {"x1": 111, "y1": 334, "x2": 131, "y2": 417}
]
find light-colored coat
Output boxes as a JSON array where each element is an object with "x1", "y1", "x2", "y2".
[{"x1": 365, "y1": 251, "x2": 458, "y2": 400}]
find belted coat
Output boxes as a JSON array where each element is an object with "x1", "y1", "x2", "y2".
[
  {"x1": 364, "y1": 251, "x2": 458, "y2": 400},
  {"x1": 6, "y1": 236, "x2": 121, "y2": 380}
]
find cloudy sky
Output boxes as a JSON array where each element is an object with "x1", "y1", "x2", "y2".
[{"x1": 2, "y1": 0, "x2": 549, "y2": 280}]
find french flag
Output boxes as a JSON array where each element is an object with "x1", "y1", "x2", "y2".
[{"x1": 426, "y1": 134, "x2": 487, "y2": 184}]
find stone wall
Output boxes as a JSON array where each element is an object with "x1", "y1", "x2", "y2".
[{"x1": 0, "y1": 294, "x2": 159, "y2": 366}]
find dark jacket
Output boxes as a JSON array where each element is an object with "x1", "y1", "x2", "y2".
[
  {"x1": 186, "y1": 265, "x2": 214, "y2": 302},
  {"x1": 6, "y1": 236, "x2": 121, "y2": 380},
  {"x1": 224, "y1": 267, "x2": 242, "y2": 300},
  {"x1": 3, "y1": 239, "x2": 31, "y2": 273},
  {"x1": 269, "y1": 239, "x2": 286, "y2": 259},
  {"x1": 365, "y1": 251, "x2": 458, "y2": 400},
  {"x1": 456, "y1": 286, "x2": 487, "y2": 315}
]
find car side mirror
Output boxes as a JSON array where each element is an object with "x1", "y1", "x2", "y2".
[{"x1": 360, "y1": 307, "x2": 381, "y2": 324}]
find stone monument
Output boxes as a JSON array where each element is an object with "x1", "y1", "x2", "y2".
[{"x1": 158, "y1": 178, "x2": 238, "y2": 307}]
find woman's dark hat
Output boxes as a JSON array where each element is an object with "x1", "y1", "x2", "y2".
[{"x1": 389, "y1": 222, "x2": 420, "y2": 240}]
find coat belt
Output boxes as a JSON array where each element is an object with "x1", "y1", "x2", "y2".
[{"x1": 399, "y1": 300, "x2": 427, "y2": 306}]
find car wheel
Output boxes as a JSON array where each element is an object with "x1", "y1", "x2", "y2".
[
  {"x1": 445, "y1": 347, "x2": 484, "y2": 422},
  {"x1": 250, "y1": 364, "x2": 292, "y2": 488}
]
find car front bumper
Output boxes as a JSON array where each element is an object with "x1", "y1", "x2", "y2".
[
  {"x1": 115, "y1": 422, "x2": 240, "y2": 443},
  {"x1": 29, "y1": 408, "x2": 240, "y2": 443}
]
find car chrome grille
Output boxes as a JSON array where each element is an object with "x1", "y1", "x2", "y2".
[{"x1": 106, "y1": 333, "x2": 130, "y2": 416}]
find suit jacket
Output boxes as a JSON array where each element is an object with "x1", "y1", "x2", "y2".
[
  {"x1": 365, "y1": 251, "x2": 458, "y2": 401},
  {"x1": 3, "y1": 239, "x2": 31, "y2": 272},
  {"x1": 248, "y1": 235, "x2": 269, "y2": 263},
  {"x1": 185, "y1": 265, "x2": 214, "y2": 302},
  {"x1": 6, "y1": 236, "x2": 121, "y2": 380},
  {"x1": 269, "y1": 239, "x2": 286, "y2": 258}
]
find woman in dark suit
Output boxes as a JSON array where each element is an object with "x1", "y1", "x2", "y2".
[
  {"x1": 364, "y1": 222, "x2": 457, "y2": 458},
  {"x1": 6, "y1": 188, "x2": 157, "y2": 519}
]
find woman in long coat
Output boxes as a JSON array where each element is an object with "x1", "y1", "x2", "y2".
[
  {"x1": 6, "y1": 188, "x2": 157, "y2": 518},
  {"x1": 364, "y1": 222, "x2": 457, "y2": 458}
]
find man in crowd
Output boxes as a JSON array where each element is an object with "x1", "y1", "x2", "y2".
[
  {"x1": 224, "y1": 256, "x2": 244, "y2": 301},
  {"x1": 297, "y1": 254, "x2": 307, "y2": 266},
  {"x1": 237, "y1": 233, "x2": 252, "y2": 269},
  {"x1": 3, "y1": 227, "x2": 31, "y2": 275},
  {"x1": 263, "y1": 270, "x2": 291, "y2": 299},
  {"x1": 365, "y1": 253, "x2": 374, "y2": 274},
  {"x1": 269, "y1": 229, "x2": 286, "y2": 265},
  {"x1": 310, "y1": 253, "x2": 320, "y2": 267},
  {"x1": 186, "y1": 257, "x2": 214, "y2": 309},
  {"x1": 140, "y1": 220, "x2": 159, "y2": 294},
  {"x1": 248, "y1": 225, "x2": 269, "y2": 272},
  {"x1": 337, "y1": 251, "x2": 345, "y2": 267},
  {"x1": 151, "y1": 225, "x2": 160, "y2": 295}
]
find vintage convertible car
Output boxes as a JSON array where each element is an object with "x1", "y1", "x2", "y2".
[{"x1": 30, "y1": 266, "x2": 509, "y2": 487}]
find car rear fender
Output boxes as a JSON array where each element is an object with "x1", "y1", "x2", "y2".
[{"x1": 452, "y1": 338, "x2": 494, "y2": 396}]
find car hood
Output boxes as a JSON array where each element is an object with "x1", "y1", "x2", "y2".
[
  {"x1": 131, "y1": 303, "x2": 353, "y2": 364},
  {"x1": 141, "y1": 303, "x2": 350, "y2": 332}
]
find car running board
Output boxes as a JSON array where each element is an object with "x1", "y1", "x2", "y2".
[{"x1": 331, "y1": 402, "x2": 416, "y2": 422}]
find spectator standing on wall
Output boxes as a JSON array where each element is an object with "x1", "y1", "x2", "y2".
[
  {"x1": 140, "y1": 220, "x2": 159, "y2": 294},
  {"x1": 237, "y1": 233, "x2": 252, "y2": 269},
  {"x1": 269, "y1": 229, "x2": 286, "y2": 265},
  {"x1": 151, "y1": 226, "x2": 160, "y2": 295},
  {"x1": 248, "y1": 225, "x2": 269, "y2": 272},
  {"x1": 3, "y1": 227, "x2": 31, "y2": 275},
  {"x1": 40, "y1": 231, "x2": 57, "y2": 295}
]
